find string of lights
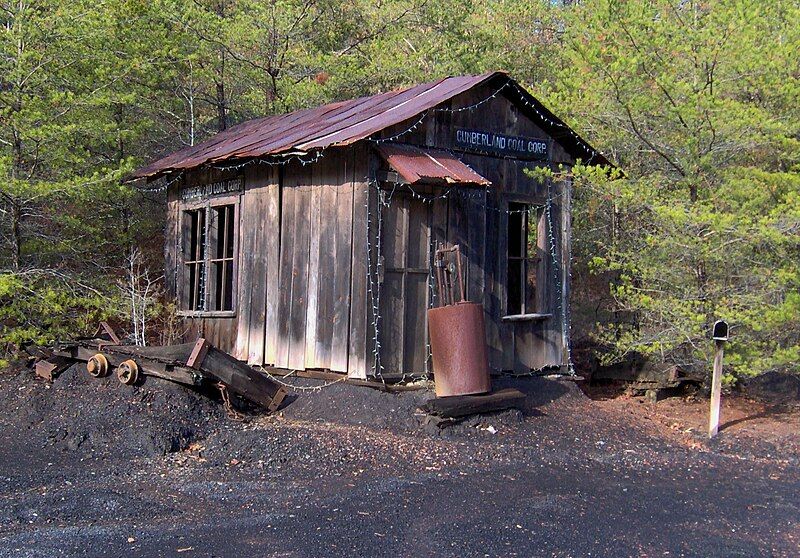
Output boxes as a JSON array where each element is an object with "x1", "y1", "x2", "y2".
[
  {"x1": 367, "y1": 78, "x2": 602, "y2": 164},
  {"x1": 210, "y1": 150, "x2": 325, "y2": 172},
  {"x1": 137, "y1": 170, "x2": 185, "y2": 193},
  {"x1": 433, "y1": 81, "x2": 511, "y2": 113},
  {"x1": 365, "y1": 182, "x2": 387, "y2": 381},
  {"x1": 259, "y1": 368, "x2": 347, "y2": 392},
  {"x1": 544, "y1": 180, "x2": 575, "y2": 375},
  {"x1": 136, "y1": 151, "x2": 325, "y2": 193}
]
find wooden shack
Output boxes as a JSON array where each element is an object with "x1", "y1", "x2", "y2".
[{"x1": 132, "y1": 71, "x2": 609, "y2": 380}]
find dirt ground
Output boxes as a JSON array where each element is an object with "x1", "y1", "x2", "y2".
[
  {"x1": 581, "y1": 382, "x2": 800, "y2": 461},
  {"x1": 0, "y1": 364, "x2": 798, "y2": 558}
]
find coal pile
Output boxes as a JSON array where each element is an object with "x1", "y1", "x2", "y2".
[{"x1": 0, "y1": 364, "x2": 227, "y2": 469}]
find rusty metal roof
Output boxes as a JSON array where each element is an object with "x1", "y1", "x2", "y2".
[
  {"x1": 377, "y1": 143, "x2": 490, "y2": 186},
  {"x1": 132, "y1": 71, "x2": 609, "y2": 179}
]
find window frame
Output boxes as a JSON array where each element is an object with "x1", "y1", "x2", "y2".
[
  {"x1": 504, "y1": 200, "x2": 546, "y2": 319},
  {"x1": 177, "y1": 194, "x2": 240, "y2": 318}
]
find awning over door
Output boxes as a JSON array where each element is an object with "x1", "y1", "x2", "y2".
[{"x1": 376, "y1": 143, "x2": 490, "y2": 186}]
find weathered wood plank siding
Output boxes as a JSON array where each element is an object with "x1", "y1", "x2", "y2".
[{"x1": 347, "y1": 146, "x2": 371, "y2": 379}]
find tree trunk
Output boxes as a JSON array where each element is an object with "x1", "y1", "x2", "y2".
[{"x1": 10, "y1": 199, "x2": 21, "y2": 270}]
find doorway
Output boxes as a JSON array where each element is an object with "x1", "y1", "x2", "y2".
[{"x1": 378, "y1": 192, "x2": 432, "y2": 377}]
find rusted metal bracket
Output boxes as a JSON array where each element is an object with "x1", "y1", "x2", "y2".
[
  {"x1": 434, "y1": 244, "x2": 465, "y2": 306},
  {"x1": 35, "y1": 355, "x2": 75, "y2": 382}
]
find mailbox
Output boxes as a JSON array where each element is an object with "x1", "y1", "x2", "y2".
[{"x1": 712, "y1": 320, "x2": 729, "y2": 342}]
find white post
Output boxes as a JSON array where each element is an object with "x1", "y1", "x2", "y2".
[{"x1": 708, "y1": 339, "x2": 725, "y2": 438}]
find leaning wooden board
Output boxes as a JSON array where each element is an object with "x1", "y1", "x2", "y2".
[{"x1": 54, "y1": 337, "x2": 287, "y2": 412}]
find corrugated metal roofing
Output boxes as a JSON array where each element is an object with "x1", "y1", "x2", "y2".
[
  {"x1": 131, "y1": 71, "x2": 609, "y2": 179},
  {"x1": 377, "y1": 143, "x2": 490, "y2": 186}
]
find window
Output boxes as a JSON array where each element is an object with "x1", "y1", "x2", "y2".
[
  {"x1": 507, "y1": 202, "x2": 541, "y2": 315},
  {"x1": 180, "y1": 200, "x2": 237, "y2": 313},
  {"x1": 184, "y1": 208, "x2": 207, "y2": 311}
]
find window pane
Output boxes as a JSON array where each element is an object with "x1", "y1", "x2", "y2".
[
  {"x1": 507, "y1": 259, "x2": 522, "y2": 315},
  {"x1": 196, "y1": 262, "x2": 206, "y2": 311},
  {"x1": 525, "y1": 260, "x2": 537, "y2": 314},
  {"x1": 214, "y1": 211, "x2": 223, "y2": 260},
  {"x1": 187, "y1": 263, "x2": 196, "y2": 309},
  {"x1": 185, "y1": 209, "x2": 205, "y2": 262},
  {"x1": 187, "y1": 212, "x2": 197, "y2": 261},
  {"x1": 209, "y1": 204, "x2": 235, "y2": 311},
  {"x1": 223, "y1": 260, "x2": 234, "y2": 311},
  {"x1": 527, "y1": 208, "x2": 539, "y2": 261},
  {"x1": 213, "y1": 261, "x2": 224, "y2": 311},
  {"x1": 195, "y1": 210, "x2": 206, "y2": 261},
  {"x1": 225, "y1": 205, "x2": 235, "y2": 259},
  {"x1": 507, "y1": 204, "x2": 525, "y2": 257}
]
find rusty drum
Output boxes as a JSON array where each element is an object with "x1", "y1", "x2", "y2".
[{"x1": 427, "y1": 302, "x2": 491, "y2": 397}]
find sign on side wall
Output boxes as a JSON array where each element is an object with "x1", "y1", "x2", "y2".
[
  {"x1": 454, "y1": 128, "x2": 550, "y2": 160},
  {"x1": 181, "y1": 176, "x2": 244, "y2": 202}
]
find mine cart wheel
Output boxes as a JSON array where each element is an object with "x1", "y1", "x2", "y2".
[
  {"x1": 86, "y1": 354, "x2": 109, "y2": 378},
  {"x1": 116, "y1": 359, "x2": 139, "y2": 385}
]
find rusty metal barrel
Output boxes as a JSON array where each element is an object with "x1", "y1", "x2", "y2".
[
  {"x1": 428, "y1": 244, "x2": 491, "y2": 397},
  {"x1": 428, "y1": 302, "x2": 491, "y2": 397}
]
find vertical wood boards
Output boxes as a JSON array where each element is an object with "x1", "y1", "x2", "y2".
[
  {"x1": 303, "y1": 152, "x2": 354, "y2": 373},
  {"x1": 304, "y1": 167, "x2": 324, "y2": 368},
  {"x1": 348, "y1": 149, "x2": 370, "y2": 379},
  {"x1": 497, "y1": 160, "x2": 515, "y2": 371},
  {"x1": 379, "y1": 195, "x2": 408, "y2": 375},
  {"x1": 263, "y1": 168, "x2": 282, "y2": 365},
  {"x1": 377, "y1": 193, "x2": 432, "y2": 377},
  {"x1": 310, "y1": 164, "x2": 336, "y2": 370},
  {"x1": 331, "y1": 156, "x2": 355, "y2": 372},
  {"x1": 245, "y1": 166, "x2": 279, "y2": 365},
  {"x1": 363, "y1": 177, "x2": 380, "y2": 377},
  {"x1": 234, "y1": 182, "x2": 255, "y2": 360},
  {"x1": 543, "y1": 189, "x2": 564, "y2": 366},
  {"x1": 275, "y1": 169, "x2": 298, "y2": 368},
  {"x1": 266, "y1": 148, "x2": 363, "y2": 374},
  {"x1": 287, "y1": 166, "x2": 312, "y2": 370},
  {"x1": 403, "y1": 199, "x2": 431, "y2": 374}
]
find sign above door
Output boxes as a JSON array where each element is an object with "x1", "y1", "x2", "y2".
[{"x1": 454, "y1": 128, "x2": 550, "y2": 160}]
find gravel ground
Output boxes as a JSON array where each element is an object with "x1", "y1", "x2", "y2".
[{"x1": 0, "y1": 364, "x2": 797, "y2": 558}]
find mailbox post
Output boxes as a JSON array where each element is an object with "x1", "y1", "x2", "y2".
[{"x1": 709, "y1": 320, "x2": 729, "y2": 438}]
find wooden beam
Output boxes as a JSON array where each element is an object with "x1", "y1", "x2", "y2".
[
  {"x1": 419, "y1": 388, "x2": 527, "y2": 418},
  {"x1": 201, "y1": 346, "x2": 287, "y2": 411},
  {"x1": 56, "y1": 344, "x2": 202, "y2": 386},
  {"x1": 709, "y1": 340, "x2": 725, "y2": 438}
]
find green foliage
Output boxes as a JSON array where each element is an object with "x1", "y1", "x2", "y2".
[
  {"x1": 0, "y1": 272, "x2": 110, "y2": 347},
  {"x1": 538, "y1": 0, "x2": 800, "y2": 378}
]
